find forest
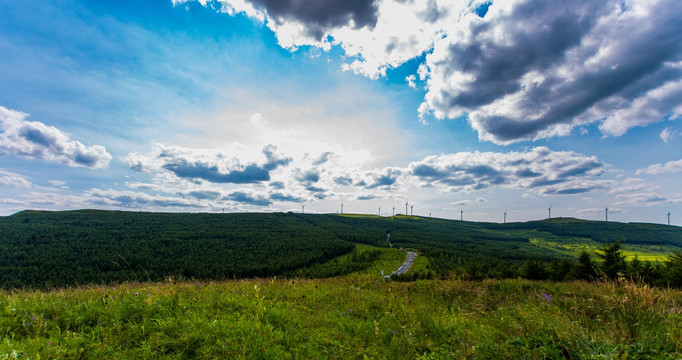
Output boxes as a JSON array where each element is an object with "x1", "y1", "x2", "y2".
[{"x1": 1, "y1": 210, "x2": 682, "y2": 289}]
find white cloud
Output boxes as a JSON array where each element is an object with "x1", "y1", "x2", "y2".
[
  {"x1": 406, "y1": 74, "x2": 417, "y2": 89},
  {"x1": 660, "y1": 127, "x2": 680, "y2": 143},
  {"x1": 0, "y1": 169, "x2": 32, "y2": 188},
  {"x1": 636, "y1": 159, "x2": 682, "y2": 175},
  {"x1": 0, "y1": 106, "x2": 111, "y2": 168},
  {"x1": 407, "y1": 146, "x2": 607, "y2": 194},
  {"x1": 195, "y1": 0, "x2": 682, "y2": 144}
]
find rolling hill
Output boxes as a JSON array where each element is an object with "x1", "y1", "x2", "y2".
[{"x1": 1, "y1": 210, "x2": 681, "y2": 289}]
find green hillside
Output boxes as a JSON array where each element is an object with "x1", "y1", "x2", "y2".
[{"x1": 1, "y1": 210, "x2": 681, "y2": 289}]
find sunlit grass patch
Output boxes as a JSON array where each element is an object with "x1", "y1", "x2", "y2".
[{"x1": 1, "y1": 276, "x2": 681, "y2": 359}]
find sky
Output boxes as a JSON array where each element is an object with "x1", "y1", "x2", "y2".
[{"x1": 0, "y1": 0, "x2": 681, "y2": 224}]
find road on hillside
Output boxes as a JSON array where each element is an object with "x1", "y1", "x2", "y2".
[{"x1": 387, "y1": 251, "x2": 416, "y2": 278}]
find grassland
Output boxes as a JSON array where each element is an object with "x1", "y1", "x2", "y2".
[{"x1": 2, "y1": 276, "x2": 680, "y2": 359}]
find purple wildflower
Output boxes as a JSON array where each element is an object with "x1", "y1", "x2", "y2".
[
  {"x1": 391, "y1": 330, "x2": 396, "y2": 333},
  {"x1": 539, "y1": 292, "x2": 553, "y2": 302},
  {"x1": 135, "y1": 292, "x2": 139, "y2": 296}
]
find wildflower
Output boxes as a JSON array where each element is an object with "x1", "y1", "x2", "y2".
[
  {"x1": 538, "y1": 292, "x2": 553, "y2": 302},
  {"x1": 391, "y1": 330, "x2": 396, "y2": 333},
  {"x1": 135, "y1": 292, "x2": 139, "y2": 296}
]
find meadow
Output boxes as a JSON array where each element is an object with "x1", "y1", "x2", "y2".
[{"x1": 2, "y1": 275, "x2": 680, "y2": 359}]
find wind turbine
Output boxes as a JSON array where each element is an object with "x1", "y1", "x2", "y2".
[
  {"x1": 668, "y1": 212, "x2": 671, "y2": 226},
  {"x1": 341, "y1": 203, "x2": 344, "y2": 214},
  {"x1": 378, "y1": 206, "x2": 381, "y2": 216},
  {"x1": 460, "y1": 209, "x2": 464, "y2": 221},
  {"x1": 605, "y1": 205, "x2": 608, "y2": 222},
  {"x1": 405, "y1": 200, "x2": 409, "y2": 216},
  {"x1": 302, "y1": 205, "x2": 305, "y2": 214},
  {"x1": 504, "y1": 210, "x2": 507, "y2": 224},
  {"x1": 392, "y1": 206, "x2": 395, "y2": 216},
  {"x1": 410, "y1": 204, "x2": 415, "y2": 216},
  {"x1": 548, "y1": 205, "x2": 552, "y2": 219}
]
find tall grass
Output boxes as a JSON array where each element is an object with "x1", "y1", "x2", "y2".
[{"x1": 1, "y1": 276, "x2": 680, "y2": 359}]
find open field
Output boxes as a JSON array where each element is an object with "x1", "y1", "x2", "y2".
[{"x1": 2, "y1": 276, "x2": 680, "y2": 359}]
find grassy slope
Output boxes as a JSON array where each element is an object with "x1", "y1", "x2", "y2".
[{"x1": 2, "y1": 276, "x2": 680, "y2": 359}]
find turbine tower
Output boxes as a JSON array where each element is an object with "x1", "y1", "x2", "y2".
[
  {"x1": 378, "y1": 206, "x2": 381, "y2": 216},
  {"x1": 405, "y1": 200, "x2": 408, "y2": 216},
  {"x1": 392, "y1": 206, "x2": 395, "y2": 216},
  {"x1": 504, "y1": 210, "x2": 507, "y2": 224},
  {"x1": 341, "y1": 203, "x2": 344, "y2": 214},
  {"x1": 302, "y1": 205, "x2": 305, "y2": 214},
  {"x1": 460, "y1": 209, "x2": 463, "y2": 221},
  {"x1": 669, "y1": 212, "x2": 671, "y2": 226},
  {"x1": 605, "y1": 206, "x2": 608, "y2": 222},
  {"x1": 548, "y1": 206, "x2": 552, "y2": 219},
  {"x1": 410, "y1": 205, "x2": 414, "y2": 216}
]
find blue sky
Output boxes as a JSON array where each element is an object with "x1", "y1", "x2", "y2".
[{"x1": 1, "y1": 0, "x2": 681, "y2": 224}]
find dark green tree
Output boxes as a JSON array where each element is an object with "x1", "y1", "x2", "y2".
[
  {"x1": 576, "y1": 250, "x2": 598, "y2": 281},
  {"x1": 596, "y1": 239, "x2": 627, "y2": 280},
  {"x1": 549, "y1": 258, "x2": 575, "y2": 281},
  {"x1": 520, "y1": 259, "x2": 548, "y2": 280},
  {"x1": 665, "y1": 251, "x2": 682, "y2": 287},
  {"x1": 628, "y1": 255, "x2": 644, "y2": 280}
]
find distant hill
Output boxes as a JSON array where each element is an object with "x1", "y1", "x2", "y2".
[{"x1": 1, "y1": 210, "x2": 681, "y2": 288}]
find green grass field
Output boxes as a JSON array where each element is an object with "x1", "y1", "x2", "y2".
[
  {"x1": 2, "y1": 276, "x2": 680, "y2": 359},
  {"x1": 528, "y1": 237, "x2": 675, "y2": 261}
]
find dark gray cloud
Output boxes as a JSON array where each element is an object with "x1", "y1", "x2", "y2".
[
  {"x1": 262, "y1": 145, "x2": 292, "y2": 171},
  {"x1": 365, "y1": 168, "x2": 401, "y2": 189},
  {"x1": 184, "y1": 190, "x2": 222, "y2": 200},
  {"x1": 87, "y1": 189, "x2": 202, "y2": 208},
  {"x1": 423, "y1": 0, "x2": 682, "y2": 143},
  {"x1": 249, "y1": 0, "x2": 379, "y2": 39},
  {"x1": 356, "y1": 194, "x2": 380, "y2": 200},
  {"x1": 125, "y1": 144, "x2": 293, "y2": 185},
  {"x1": 270, "y1": 181, "x2": 285, "y2": 189},
  {"x1": 312, "y1": 151, "x2": 334, "y2": 165},
  {"x1": 305, "y1": 185, "x2": 326, "y2": 193},
  {"x1": 163, "y1": 160, "x2": 270, "y2": 184},
  {"x1": 226, "y1": 191, "x2": 272, "y2": 206},
  {"x1": 334, "y1": 176, "x2": 354, "y2": 186},
  {"x1": 297, "y1": 170, "x2": 320, "y2": 183},
  {"x1": 270, "y1": 192, "x2": 304, "y2": 203}
]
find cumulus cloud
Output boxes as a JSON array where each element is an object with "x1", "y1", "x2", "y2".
[
  {"x1": 87, "y1": 189, "x2": 203, "y2": 208},
  {"x1": 408, "y1": 146, "x2": 606, "y2": 194},
  {"x1": 124, "y1": 143, "x2": 291, "y2": 184},
  {"x1": 0, "y1": 106, "x2": 111, "y2": 168},
  {"x1": 195, "y1": 0, "x2": 682, "y2": 143},
  {"x1": 636, "y1": 159, "x2": 682, "y2": 175},
  {"x1": 424, "y1": 0, "x2": 682, "y2": 143}
]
